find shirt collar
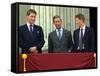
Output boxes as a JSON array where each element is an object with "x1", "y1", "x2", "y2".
[
  {"x1": 56, "y1": 27, "x2": 63, "y2": 32},
  {"x1": 80, "y1": 25, "x2": 86, "y2": 30},
  {"x1": 26, "y1": 22, "x2": 34, "y2": 27}
]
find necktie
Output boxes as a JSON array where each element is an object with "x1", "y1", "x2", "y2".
[
  {"x1": 79, "y1": 29, "x2": 83, "y2": 50},
  {"x1": 58, "y1": 29, "x2": 61, "y2": 40},
  {"x1": 30, "y1": 25, "x2": 33, "y2": 34}
]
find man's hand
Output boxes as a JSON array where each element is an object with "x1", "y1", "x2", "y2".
[{"x1": 29, "y1": 46, "x2": 38, "y2": 53}]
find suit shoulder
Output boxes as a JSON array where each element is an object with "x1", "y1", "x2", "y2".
[
  {"x1": 86, "y1": 26, "x2": 93, "y2": 30},
  {"x1": 34, "y1": 25, "x2": 42, "y2": 29},
  {"x1": 19, "y1": 24, "x2": 26, "y2": 29},
  {"x1": 64, "y1": 29, "x2": 70, "y2": 32},
  {"x1": 85, "y1": 27, "x2": 94, "y2": 33},
  {"x1": 49, "y1": 31, "x2": 53, "y2": 35},
  {"x1": 74, "y1": 29, "x2": 79, "y2": 32},
  {"x1": 64, "y1": 29, "x2": 71, "y2": 34},
  {"x1": 48, "y1": 31, "x2": 55, "y2": 36}
]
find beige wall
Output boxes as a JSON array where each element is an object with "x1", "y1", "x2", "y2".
[{"x1": 19, "y1": 5, "x2": 90, "y2": 51}]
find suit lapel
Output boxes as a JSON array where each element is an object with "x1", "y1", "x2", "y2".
[
  {"x1": 33, "y1": 25, "x2": 40, "y2": 37},
  {"x1": 24, "y1": 24, "x2": 30, "y2": 34},
  {"x1": 54, "y1": 30, "x2": 59, "y2": 41},
  {"x1": 24, "y1": 24, "x2": 34, "y2": 38},
  {"x1": 60, "y1": 28, "x2": 65, "y2": 42},
  {"x1": 76, "y1": 29, "x2": 80, "y2": 44},
  {"x1": 83, "y1": 26, "x2": 88, "y2": 39}
]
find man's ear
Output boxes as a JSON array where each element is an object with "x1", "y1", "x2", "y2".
[
  {"x1": 53, "y1": 21, "x2": 55, "y2": 25},
  {"x1": 26, "y1": 15, "x2": 28, "y2": 19},
  {"x1": 26, "y1": 16, "x2": 29, "y2": 21}
]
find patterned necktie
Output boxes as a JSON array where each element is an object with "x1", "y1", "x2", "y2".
[
  {"x1": 30, "y1": 25, "x2": 33, "y2": 34},
  {"x1": 79, "y1": 29, "x2": 83, "y2": 50},
  {"x1": 58, "y1": 29, "x2": 61, "y2": 40}
]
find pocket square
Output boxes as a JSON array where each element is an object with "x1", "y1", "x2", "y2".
[{"x1": 37, "y1": 31, "x2": 40, "y2": 34}]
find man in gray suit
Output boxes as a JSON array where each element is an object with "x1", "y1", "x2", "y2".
[{"x1": 48, "y1": 15, "x2": 73, "y2": 53}]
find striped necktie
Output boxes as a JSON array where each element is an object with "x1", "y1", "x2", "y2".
[
  {"x1": 58, "y1": 29, "x2": 61, "y2": 40},
  {"x1": 79, "y1": 29, "x2": 83, "y2": 50}
]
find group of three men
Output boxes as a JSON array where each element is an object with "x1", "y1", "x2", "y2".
[{"x1": 19, "y1": 9, "x2": 95, "y2": 53}]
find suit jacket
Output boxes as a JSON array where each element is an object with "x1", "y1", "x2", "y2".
[
  {"x1": 73, "y1": 26, "x2": 95, "y2": 52},
  {"x1": 48, "y1": 28, "x2": 73, "y2": 53},
  {"x1": 19, "y1": 24, "x2": 45, "y2": 53}
]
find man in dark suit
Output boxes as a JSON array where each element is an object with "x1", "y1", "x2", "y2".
[
  {"x1": 73, "y1": 14, "x2": 95, "y2": 52},
  {"x1": 19, "y1": 9, "x2": 45, "y2": 53},
  {"x1": 48, "y1": 15, "x2": 73, "y2": 53}
]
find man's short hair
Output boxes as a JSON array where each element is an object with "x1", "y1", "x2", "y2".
[
  {"x1": 53, "y1": 15, "x2": 62, "y2": 22},
  {"x1": 27, "y1": 9, "x2": 37, "y2": 16},
  {"x1": 75, "y1": 13, "x2": 85, "y2": 22}
]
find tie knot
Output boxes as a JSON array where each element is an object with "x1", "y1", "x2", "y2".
[
  {"x1": 80, "y1": 28, "x2": 83, "y2": 31},
  {"x1": 30, "y1": 25, "x2": 32, "y2": 27},
  {"x1": 58, "y1": 29, "x2": 61, "y2": 32},
  {"x1": 30, "y1": 25, "x2": 33, "y2": 33}
]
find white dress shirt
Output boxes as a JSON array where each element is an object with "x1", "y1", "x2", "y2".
[
  {"x1": 78, "y1": 25, "x2": 86, "y2": 49},
  {"x1": 56, "y1": 27, "x2": 63, "y2": 38},
  {"x1": 27, "y1": 22, "x2": 34, "y2": 32}
]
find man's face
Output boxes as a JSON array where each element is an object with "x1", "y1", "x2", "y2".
[
  {"x1": 75, "y1": 18, "x2": 84, "y2": 28},
  {"x1": 53, "y1": 18, "x2": 62, "y2": 29},
  {"x1": 27, "y1": 13, "x2": 36, "y2": 24}
]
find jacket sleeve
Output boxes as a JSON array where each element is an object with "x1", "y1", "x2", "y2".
[
  {"x1": 48, "y1": 33, "x2": 53, "y2": 53},
  {"x1": 90, "y1": 28, "x2": 95, "y2": 51},
  {"x1": 35, "y1": 27, "x2": 45, "y2": 50},
  {"x1": 19, "y1": 27, "x2": 30, "y2": 53},
  {"x1": 68, "y1": 31, "x2": 73, "y2": 52}
]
